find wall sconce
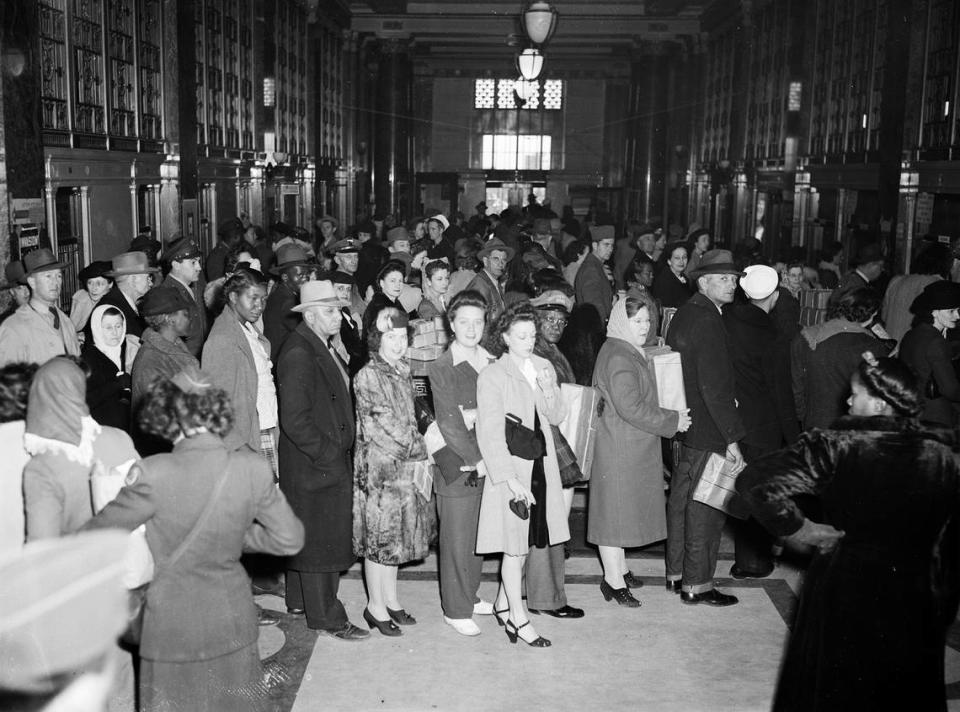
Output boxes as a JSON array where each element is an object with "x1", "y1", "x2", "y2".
[
  {"x1": 516, "y1": 48, "x2": 544, "y2": 81},
  {"x1": 521, "y1": 1, "x2": 558, "y2": 46}
]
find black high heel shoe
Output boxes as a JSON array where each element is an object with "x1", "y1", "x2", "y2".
[
  {"x1": 600, "y1": 580, "x2": 641, "y2": 608},
  {"x1": 504, "y1": 620, "x2": 551, "y2": 647},
  {"x1": 363, "y1": 608, "x2": 402, "y2": 636},
  {"x1": 623, "y1": 571, "x2": 645, "y2": 589},
  {"x1": 386, "y1": 607, "x2": 416, "y2": 625},
  {"x1": 493, "y1": 606, "x2": 509, "y2": 628}
]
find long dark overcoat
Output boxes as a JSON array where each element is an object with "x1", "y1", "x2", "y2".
[{"x1": 277, "y1": 321, "x2": 356, "y2": 572}]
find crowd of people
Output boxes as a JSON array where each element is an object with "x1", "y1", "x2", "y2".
[{"x1": 2, "y1": 203, "x2": 960, "y2": 711}]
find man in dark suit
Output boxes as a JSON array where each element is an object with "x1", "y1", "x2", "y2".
[
  {"x1": 465, "y1": 237, "x2": 513, "y2": 324},
  {"x1": 159, "y1": 236, "x2": 208, "y2": 357},
  {"x1": 665, "y1": 249, "x2": 747, "y2": 606},
  {"x1": 574, "y1": 225, "x2": 615, "y2": 322},
  {"x1": 91, "y1": 251, "x2": 159, "y2": 343},
  {"x1": 263, "y1": 243, "x2": 311, "y2": 361},
  {"x1": 829, "y1": 241, "x2": 884, "y2": 306},
  {"x1": 277, "y1": 280, "x2": 369, "y2": 641}
]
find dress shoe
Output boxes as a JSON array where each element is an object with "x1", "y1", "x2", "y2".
[
  {"x1": 493, "y1": 606, "x2": 509, "y2": 628},
  {"x1": 505, "y1": 620, "x2": 551, "y2": 647},
  {"x1": 666, "y1": 579, "x2": 682, "y2": 594},
  {"x1": 257, "y1": 607, "x2": 281, "y2": 626},
  {"x1": 600, "y1": 580, "x2": 640, "y2": 608},
  {"x1": 319, "y1": 621, "x2": 370, "y2": 641},
  {"x1": 472, "y1": 599, "x2": 494, "y2": 616},
  {"x1": 729, "y1": 564, "x2": 773, "y2": 580},
  {"x1": 443, "y1": 616, "x2": 482, "y2": 637},
  {"x1": 363, "y1": 608, "x2": 402, "y2": 636},
  {"x1": 286, "y1": 607, "x2": 305, "y2": 616},
  {"x1": 680, "y1": 589, "x2": 739, "y2": 607},
  {"x1": 623, "y1": 571, "x2": 645, "y2": 589},
  {"x1": 386, "y1": 607, "x2": 416, "y2": 625},
  {"x1": 528, "y1": 604, "x2": 585, "y2": 618}
]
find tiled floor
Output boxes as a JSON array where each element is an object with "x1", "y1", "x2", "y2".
[{"x1": 253, "y1": 540, "x2": 960, "y2": 711}]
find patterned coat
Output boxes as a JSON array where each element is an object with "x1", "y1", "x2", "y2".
[{"x1": 353, "y1": 353, "x2": 432, "y2": 565}]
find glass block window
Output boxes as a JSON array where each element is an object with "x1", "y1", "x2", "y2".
[
  {"x1": 474, "y1": 79, "x2": 495, "y2": 109},
  {"x1": 475, "y1": 78, "x2": 562, "y2": 110},
  {"x1": 542, "y1": 79, "x2": 562, "y2": 109},
  {"x1": 481, "y1": 134, "x2": 552, "y2": 170}
]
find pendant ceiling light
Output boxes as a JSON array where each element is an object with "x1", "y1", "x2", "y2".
[
  {"x1": 521, "y1": 1, "x2": 558, "y2": 46},
  {"x1": 516, "y1": 48, "x2": 544, "y2": 81}
]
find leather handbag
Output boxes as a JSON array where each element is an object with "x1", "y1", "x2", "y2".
[
  {"x1": 504, "y1": 413, "x2": 546, "y2": 460},
  {"x1": 508, "y1": 498, "x2": 529, "y2": 520}
]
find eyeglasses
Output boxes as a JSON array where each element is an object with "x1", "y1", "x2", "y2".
[{"x1": 542, "y1": 316, "x2": 568, "y2": 328}]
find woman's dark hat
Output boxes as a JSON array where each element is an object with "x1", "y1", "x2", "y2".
[
  {"x1": 140, "y1": 286, "x2": 192, "y2": 316},
  {"x1": 77, "y1": 260, "x2": 113, "y2": 285},
  {"x1": 910, "y1": 280, "x2": 960, "y2": 314},
  {"x1": 686, "y1": 249, "x2": 744, "y2": 278}
]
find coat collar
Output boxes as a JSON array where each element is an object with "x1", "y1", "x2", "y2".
[
  {"x1": 141, "y1": 328, "x2": 192, "y2": 355},
  {"x1": 829, "y1": 415, "x2": 956, "y2": 447},
  {"x1": 497, "y1": 351, "x2": 549, "y2": 383},
  {"x1": 172, "y1": 431, "x2": 226, "y2": 453}
]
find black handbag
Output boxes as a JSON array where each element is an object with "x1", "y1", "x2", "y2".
[{"x1": 505, "y1": 413, "x2": 546, "y2": 460}]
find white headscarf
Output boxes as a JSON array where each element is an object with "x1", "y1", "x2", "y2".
[
  {"x1": 606, "y1": 297, "x2": 645, "y2": 356},
  {"x1": 90, "y1": 304, "x2": 126, "y2": 372}
]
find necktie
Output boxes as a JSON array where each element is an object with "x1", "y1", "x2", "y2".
[{"x1": 48, "y1": 307, "x2": 60, "y2": 331}]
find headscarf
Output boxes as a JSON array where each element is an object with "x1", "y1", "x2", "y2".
[
  {"x1": 606, "y1": 297, "x2": 644, "y2": 355},
  {"x1": 24, "y1": 357, "x2": 100, "y2": 466},
  {"x1": 90, "y1": 304, "x2": 126, "y2": 371}
]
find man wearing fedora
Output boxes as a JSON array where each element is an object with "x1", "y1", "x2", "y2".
[
  {"x1": 665, "y1": 249, "x2": 747, "y2": 606},
  {"x1": 466, "y1": 201, "x2": 490, "y2": 238},
  {"x1": 830, "y1": 241, "x2": 885, "y2": 306},
  {"x1": 277, "y1": 280, "x2": 369, "y2": 641},
  {"x1": 0, "y1": 249, "x2": 80, "y2": 366},
  {"x1": 206, "y1": 219, "x2": 246, "y2": 282},
  {"x1": 0, "y1": 260, "x2": 30, "y2": 325},
  {"x1": 160, "y1": 236, "x2": 208, "y2": 357},
  {"x1": 92, "y1": 251, "x2": 160, "y2": 343},
  {"x1": 263, "y1": 243, "x2": 312, "y2": 361},
  {"x1": 575, "y1": 225, "x2": 616, "y2": 322},
  {"x1": 466, "y1": 237, "x2": 514, "y2": 323}
]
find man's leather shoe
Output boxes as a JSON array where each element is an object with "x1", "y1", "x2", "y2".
[
  {"x1": 528, "y1": 604, "x2": 585, "y2": 618},
  {"x1": 680, "y1": 589, "x2": 739, "y2": 606},
  {"x1": 666, "y1": 580, "x2": 681, "y2": 594},
  {"x1": 286, "y1": 607, "x2": 304, "y2": 615},
  {"x1": 319, "y1": 621, "x2": 370, "y2": 641},
  {"x1": 257, "y1": 607, "x2": 282, "y2": 626},
  {"x1": 729, "y1": 564, "x2": 773, "y2": 580}
]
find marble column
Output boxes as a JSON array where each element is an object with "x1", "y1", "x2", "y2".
[{"x1": 372, "y1": 38, "x2": 412, "y2": 218}]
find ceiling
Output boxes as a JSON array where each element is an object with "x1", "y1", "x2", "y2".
[{"x1": 346, "y1": 0, "x2": 711, "y2": 72}]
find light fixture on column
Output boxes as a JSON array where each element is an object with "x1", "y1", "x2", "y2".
[
  {"x1": 521, "y1": 1, "x2": 558, "y2": 46},
  {"x1": 516, "y1": 48, "x2": 543, "y2": 81}
]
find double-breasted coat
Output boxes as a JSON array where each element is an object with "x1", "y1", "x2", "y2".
[
  {"x1": 353, "y1": 353, "x2": 432, "y2": 565},
  {"x1": 475, "y1": 353, "x2": 570, "y2": 555},
  {"x1": 277, "y1": 321, "x2": 356, "y2": 572},
  {"x1": 202, "y1": 306, "x2": 269, "y2": 453},
  {"x1": 588, "y1": 337, "x2": 679, "y2": 547}
]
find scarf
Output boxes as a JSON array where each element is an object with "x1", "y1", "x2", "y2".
[
  {"x1": 90, "y1": 304, "x2": 126, "y2": 371},
  {"x1": 24, "y1": 357, "x2": 101, "y2": 466},
  {"x1": 606, "y1": 298, "x2": 645, "y2": 356}
]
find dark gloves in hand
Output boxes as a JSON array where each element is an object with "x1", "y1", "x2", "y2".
[{"x1": 464, "y1": 470, "x2": 480, "y2": 487}]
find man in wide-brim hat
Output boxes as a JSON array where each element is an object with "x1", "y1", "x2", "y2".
[
  {"x1": 0, "y1": 260, "x2": 30, "y2": 324},
  {"x1": 466, "y1": 237, "x2": 515, "y2": 323},
  {"x1": 276, "y1": 279, "x2": 370, "y2": 642},
  {"x1": 91, "y1": 251, "x2": 160, "y2": 343},
  {"x1": 664, "y1": 249, "x2": 747, "y2": 607},
  {"x1": 0, "y1": 248, "x2": 80, "y2": 366},
  {"x1": 263, "y1": 244, "x2": 314, "y2": 361}
]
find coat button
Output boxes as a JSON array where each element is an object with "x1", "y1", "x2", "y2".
[
  {"x1": 331, "y1": 394, "x2": 337, "y2": 400},
  {"x1": 339, "y1": 424, "x2": 345, "y2": 430}
]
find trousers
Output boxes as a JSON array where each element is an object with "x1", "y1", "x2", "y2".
[
  {"x1": 436, "y1": 493, "x2": 484, "y2": 619},
  {"x1": 285, "y1": 570, "x2": 348, "y2": 631},
  {"x1": 665, "y1": 444, "x2": 727, "y2": 594}
]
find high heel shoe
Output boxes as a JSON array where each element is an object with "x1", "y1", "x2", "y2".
[
  {"x1": 493, "y1": 606, "x2": 509, "y2": 628},
  {"x1": 363, "y1": 608, "x2": 402, "y2": 636},
  {"x1": 504, "y1": 620, "x2": 551, "y2": 647},
  {"x1": 386, "y1": 607, "x2": 416, "y2": 625},
  {"x1": 600, "y1": 580, "x2": 641, "y2": 608}
]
